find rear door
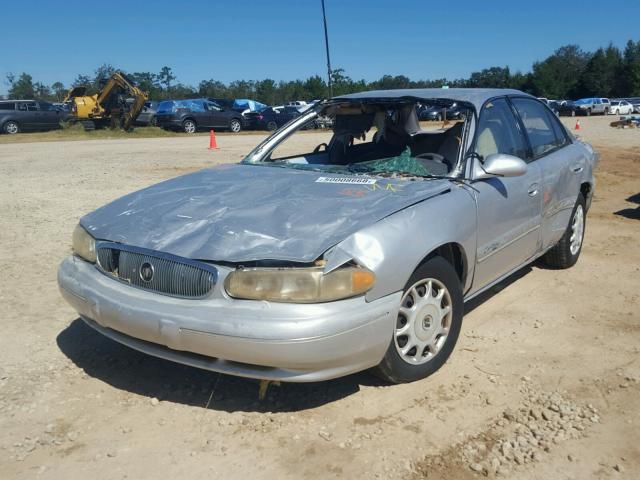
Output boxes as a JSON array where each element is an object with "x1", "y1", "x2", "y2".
[
  {"x1": 16, "y1": 102, "x2": 40, "y2": 130},
  {"x1": 184, "y1": 100, "x2": 209, "y2": 128},
  {"x1": 510, "y1": 97, "x2": 583, "y2": 251},
  {"x1": 471, "y1": 97, "x2": 542, "y2": 290},
  {"x1": 205, "y1": 101, "x2": 227, "y2": 128}
]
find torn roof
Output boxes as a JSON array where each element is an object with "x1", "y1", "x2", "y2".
[{"x1": 333, "y1": 88, "x2": 534, "y2": 111}]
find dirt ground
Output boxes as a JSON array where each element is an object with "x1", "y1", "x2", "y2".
[{"x1": 0, "y1": 116, "x2": 638, "y2": 479}]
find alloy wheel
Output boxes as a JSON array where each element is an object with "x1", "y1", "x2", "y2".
[
  {"x1": 4, "y1": 121, "x2": 19, "y2": 134},
  {"x1": 183, "y1": 120, "x2": 196, "y2": 134},
  {"x1": 230, "y1": 119, "x2": 241, "y2": 133}
]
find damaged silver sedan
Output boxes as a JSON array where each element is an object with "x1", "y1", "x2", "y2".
[{"x1": 58, "y1": 88, "x2": 598, "y2": 383}]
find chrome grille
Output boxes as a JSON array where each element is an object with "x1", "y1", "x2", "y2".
[{"x1": 96, "y1": 242, "x2": 217, "y2": 298}]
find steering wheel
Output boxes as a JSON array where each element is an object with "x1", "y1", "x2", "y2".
[
  {"x1": 415, "y1": 152, "x2": 446, "y2": 163},
  {"x1": 313, "y1": 143, "x2": 328, "y2": 153}
]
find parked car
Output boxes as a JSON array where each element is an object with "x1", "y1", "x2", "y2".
[
  {"x1": 417, "y1": 102, "x2": 467, "y2": 120},
  {"x1": 155, "y1": 98, "x2": 246, "y2": 133},
  {"x1": 0, "y1": 100, "x2": 67, "y2": 134},
  {"x1": 608, "y1": 100, "x2": 634, "y2": 115},
  {"x1": 572, "y1": 98, "x2": 609, "y2": 116},
  {"x1": 557, "y1": 100, "x2": 581, "y2": 117},
  {"x1": 244, "y1": 106, "x2": 297, "y2": 131},
  {"x1": 135, "y1": 101, "x2": 159, "y2": 126},
  {"x1": 58, "y1": 88, "x2": 597, "y2": 384}
]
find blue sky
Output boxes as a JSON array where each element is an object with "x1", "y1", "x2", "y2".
[{"x1": 1, "y1": 0, "x2": 638, "y2": 94}]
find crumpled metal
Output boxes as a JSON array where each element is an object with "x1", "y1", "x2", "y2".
[{"x1": 81, "y1": 163, "x2": 450, "y2": 263}]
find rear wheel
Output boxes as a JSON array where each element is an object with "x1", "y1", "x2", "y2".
[
  {"x1": 229, "y1": 118, "x2": 242, "y2": 133},
  {"x1": 3, "y1": 121, "x2": 19, "y2": 134},
  {"x1": 149, "y1": 116, "x2": 157, "y2": 127},
  {"x1": 373, "y1": 257, "x2": 463, "y2": 384},
  {"x1": 543, "y1": 194, "x2": 586, "y2": 269},
  {"x1": 266, "y1": 121, "x2": 278, "y2": 131},
  {"x1": 182, "y1": 119, "x2": 197, "y2": 134}
]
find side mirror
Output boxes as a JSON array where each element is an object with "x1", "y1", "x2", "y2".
[{"x1": 475, "y1": 153, "x2": 527, "y2": 180}]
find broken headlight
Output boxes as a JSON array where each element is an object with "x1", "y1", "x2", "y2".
[
  {"x1": 224, "y1": 266, "x2": 376, "y2": 303},
  {"x1": 72, "y1": 224, "x2": 96, "y2": 263}
]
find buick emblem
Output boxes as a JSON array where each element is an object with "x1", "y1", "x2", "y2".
[{"x1": 139, "y1": 262, "x2": 154, "y2": 282}]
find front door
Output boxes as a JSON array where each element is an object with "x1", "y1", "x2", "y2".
[{"x1": 471, "y1": 97, "x2": 543, "y2": 291}]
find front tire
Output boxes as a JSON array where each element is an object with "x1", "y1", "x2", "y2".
[
  {"x1": 3, "y1": 121, "x2": 19, "y2": 134},
  {"x1": 373, "y1": 257, "x2": 463, "y2": 384},
  {"x1": 229, "y1": 118, "x2": 242, "y2": 133},
  {"x1": 182, "y1": 119, "x2": 197, "y2": 134},
  {"x1": 542, "y1": 194, "x2": 586, "y2": 269}
]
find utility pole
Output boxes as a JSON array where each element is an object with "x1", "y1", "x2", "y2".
[{"x1": 321, "y1": 0, "x2": 333, "y2": 98}]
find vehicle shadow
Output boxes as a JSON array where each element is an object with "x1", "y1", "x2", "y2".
[
  {"x1": 57, "y1": 263, "x2": 540, "y2": 413},
  {"x1": 614, "y1": 193, "x2": 640, "y2": 220},
  {"x1": 56, "y1": 319, "x2": 387, "y2": 413}
]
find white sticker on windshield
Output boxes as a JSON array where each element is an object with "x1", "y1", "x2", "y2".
[{"x1": 315, "y1": 176, "x2": 376, "y2": 185}]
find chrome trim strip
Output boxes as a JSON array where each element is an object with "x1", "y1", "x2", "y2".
[{"x1": 477, "y1": 224, "x2": 541, "y2": 263}]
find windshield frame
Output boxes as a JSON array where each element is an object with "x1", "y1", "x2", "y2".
[{"x1": 242, "y1": 97, "x2": 475, "y2": 180}]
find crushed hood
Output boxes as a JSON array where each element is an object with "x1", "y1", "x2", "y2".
[{"x1": 81, "y1": 164, "x2": 451, "y2": 263}]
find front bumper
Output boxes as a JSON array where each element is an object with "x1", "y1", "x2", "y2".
[{"x1": 58, "y1": 256, "x2": 400, "y2": 382}]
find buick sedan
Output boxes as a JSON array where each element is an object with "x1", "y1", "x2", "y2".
[{"x1": 58, "y1": 88, "x2": 597, "y2": 383}]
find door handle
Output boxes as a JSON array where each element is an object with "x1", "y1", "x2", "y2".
[
  {"x1": 527, "y1": 184, "x2": 539, "y2": 197},
  {"x1": 571, "y1": 164, "x2": 584, "y2": 173}
]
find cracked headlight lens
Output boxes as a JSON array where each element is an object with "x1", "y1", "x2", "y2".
[
  {"x1": 72, "y1": 224, "x2": 96, "y2": 263},
  {"x1": 225, "y1": 266, "x2": 375, "y2": 303}
]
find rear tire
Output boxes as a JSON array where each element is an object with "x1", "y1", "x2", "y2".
[
  {"x1": 3, "y1": 121, "x2": 19, "y2": 134},
  {"x1": 373, "y1": 257, "x2": 463, "y2": 384},
  {"x1": 266, "y1": 121, "x2": 278, "y2": 131},
  {"x1": 542, "y1": 194, "x2": 586, "y2": 269},
  {"x1": 182, "y1": 119, "x2": 197, "y2": 134},
  {"x1": 229, "y1": 118, "x2": 242, "y2": 133}
]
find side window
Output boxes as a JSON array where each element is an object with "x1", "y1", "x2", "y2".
[
  {"x1": 511, "y1": 98, "x2": 563, "y2": 158},
  {"x1": 205, "y1": 102, "x2": 220, "y2": 111},
  {"x1": 0, "y1": 102, "x2": 15, "y2": 110},
  {"x1": 17, "y1": 103, "x2": 28, "y2": 111},
  {"x1": 25, "y1": 102, "x2": 38, "y2": 111},
  {"x1": 475, "y1": 98, "x2": 527, "y2": 161}
]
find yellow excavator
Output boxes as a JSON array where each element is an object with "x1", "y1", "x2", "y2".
[{"x1": 64, "y1": 71, "x2": 148, "y2": 130}]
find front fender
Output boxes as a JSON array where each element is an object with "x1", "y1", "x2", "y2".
[{"x1": 325, "y1": 185, "x2": 477, "y2": 301}]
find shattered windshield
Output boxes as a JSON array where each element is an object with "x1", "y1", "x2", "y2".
[{"x1": 243, "y1": 100, "x2": 469, "y2": 179}]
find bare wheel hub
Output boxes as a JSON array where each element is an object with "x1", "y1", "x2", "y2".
[{"x1": 395, "y1": 278, "x2": 452, "y2": 365}]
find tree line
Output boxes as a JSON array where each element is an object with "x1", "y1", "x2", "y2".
[{"x1": 4, "y1": 39, "x2": 640, "y2": 105}]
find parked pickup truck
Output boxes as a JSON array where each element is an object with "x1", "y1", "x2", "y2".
[{"x1": 573, "y1": 97, "x2": 610, "y2": 116}]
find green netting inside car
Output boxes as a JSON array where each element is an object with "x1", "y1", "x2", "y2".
[{"x1": 350, "y1": 147, "x2": 432, "y2": 177}]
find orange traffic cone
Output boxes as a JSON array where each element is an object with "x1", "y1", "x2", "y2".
[
  {"x1": 574, "y1": 119, "x2": 580, "y2": 131},
  {"x1": 208, "y1": 129, "x2": 219, "y2": 149}
]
